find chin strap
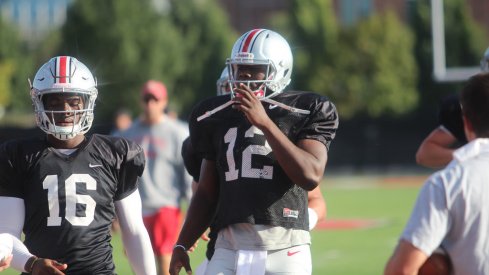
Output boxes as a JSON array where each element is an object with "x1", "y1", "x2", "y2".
[
  {"x1": 261, "y1": 98, "x2": 310, "y2": 114},
  {"x1": 197, "y1": 100, "x2": 235, "y2": 121},
  {"x1": 196, "y1": 97, "x2": 311, "y2": 122}
]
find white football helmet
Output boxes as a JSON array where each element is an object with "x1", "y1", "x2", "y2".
[
  {"x1": 216, "y1": 67, "x2": 231, "y2": 96},
  {"x1": 226, "y1": 29, "x2": 293, "y2": 99},
  {"x1": 481, "y1": 47, "x2": 489, "y2": 72},
  {"x1": 30, "y1": 56, "x2": 98, "y2": 140}
]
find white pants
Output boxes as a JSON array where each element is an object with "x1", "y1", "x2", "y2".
[{"x1": 204, "y1": 244, "x2": 312, "y2": 275}]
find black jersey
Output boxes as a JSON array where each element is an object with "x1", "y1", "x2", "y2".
[
  {"x1": 438, "y1": 94, "x2": 467, "y2": 144},
  {"x1": 189, "y1": 91, "x2": 338, "y2": 231},
  {"x1": 0, "y1": 134, "x2": 145, "y2": 275}
]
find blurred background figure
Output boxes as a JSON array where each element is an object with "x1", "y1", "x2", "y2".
[
  {"x1": 118, "y1": 80, "x2": 192, "y2": 275},
  {"x1": 385, "y1": 72, "x2": 489, "y2": 275},
  {"x1": 111, "y1": 108, "x2": 133, "y2": 135},
  {"x1": 415, "y1": 46, "x2": 489, "y2": 168}
]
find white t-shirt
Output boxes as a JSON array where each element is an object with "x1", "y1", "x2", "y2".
[{"x1": 401, "y1": 138, "x2": 489, "y2": 275}]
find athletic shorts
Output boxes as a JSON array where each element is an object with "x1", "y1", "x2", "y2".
[
  {"x1": 143, "y1": 207, "x2": 182, "y2": 255},
  {"x1": 204, "y1": 244, "x2": 311, "y2": 275}
]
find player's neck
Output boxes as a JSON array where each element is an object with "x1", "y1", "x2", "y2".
[
  {"x1": 142, "y1": 113, "x2": 166, "y2": 125},
  {"x1": 47, "y1": 134, "x2": 86, "y2": 149}
]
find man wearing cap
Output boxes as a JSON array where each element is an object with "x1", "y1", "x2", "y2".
[{"x1": 118, "y1": 80, "x2": 192, "y2": 275}]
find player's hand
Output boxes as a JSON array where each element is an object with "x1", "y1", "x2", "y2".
[
  {"x1": 200, "y1": 232, "x2": 210, "y2": 242},
  {"x1": 187, "y1": 240, "x2": 198, "y2": 253},
  {"x1": 169, "y1": 248, "x2": 192, "y2": 275},
  {"x1": 232, "y1": 84, "x2": 271, "y2": 129},
  {"x1": 31, "y1": 258, "x2": 68, "y2": 275},
  {"x1": 0, "y1": 254, "x2": 12, "y2": 271}
]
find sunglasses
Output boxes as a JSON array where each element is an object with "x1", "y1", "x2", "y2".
[{"x1": 142, "y1": 95, "x2": 159, "y2": 103}]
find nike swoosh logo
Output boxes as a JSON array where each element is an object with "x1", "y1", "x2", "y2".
[
  {"x1": 89, "y1": 163, "x2": 103, "y2": 168},
  {"x1": 287, "y1": 250, "x2": 300, "y2": 256},
  {"x1": 269, "y1": 104, "x2": 278, "y2": 109}
]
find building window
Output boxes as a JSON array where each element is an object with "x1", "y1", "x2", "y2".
[{"x1": 339, "y1": 0, "x2": 373, "y2": 26}]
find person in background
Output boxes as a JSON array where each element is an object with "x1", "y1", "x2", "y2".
[
  {"x1": 415, "y1": 46, "x2": 489, "y2": 168},
  {"x1": 0, "y1": 56, "x2": 156, "y2": 274},
  {"x1": 170, "y1": 28, "x2": 338, "y2": 275},
  {"x1": 111, "y1": 108, "x2": 133, "y2": 135},
  {"x1": 119, "y1": 80, "x2": 192, "y2": 275},
  {"x1": 385, "y1": 72, "x2": 489, "y2": 275}
]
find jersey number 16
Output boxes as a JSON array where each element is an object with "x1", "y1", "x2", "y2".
[{"x1": 43, "y1": 174, "x2": 97, "y2": 226}]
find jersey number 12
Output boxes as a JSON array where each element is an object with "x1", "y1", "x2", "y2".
[{"x1": 224, "y1": 126, "x2": 273, "y2": 181}]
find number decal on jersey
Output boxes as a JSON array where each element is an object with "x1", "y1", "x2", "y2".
[
  {"x1": 224, "y1": 127, "x2": 239, "y2": 181},
  {"x1": 43, "y1": 174, "x2": 97, "y2": 226},
  {"x1": 223, "y1": 126, "x2": 273, "y2": 181}
]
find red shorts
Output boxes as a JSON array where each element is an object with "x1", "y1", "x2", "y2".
[{"x1": 143, "y1": 207, "x2": 182, "y2": 255}]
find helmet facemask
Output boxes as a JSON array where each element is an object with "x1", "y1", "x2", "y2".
[
  {"x1": 226, "y1": 58, "x2": 277, "y2": 99},
  {"x1": 216, "y1": 67, "x2": 232, "y2": 96},
  {"x1": 31, "y1": 89, "x2": 97, "y2": 140}
]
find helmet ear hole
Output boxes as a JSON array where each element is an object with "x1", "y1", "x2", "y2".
[{"x1": 283, "y1": 69, "x2": 289, "y2": 78}]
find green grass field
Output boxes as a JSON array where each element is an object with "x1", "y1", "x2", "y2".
[{"x1": 2, "y1": 174, "x2": 428, "y2": 275}]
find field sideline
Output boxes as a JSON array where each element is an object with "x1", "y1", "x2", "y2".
[{"x1": 1, "y1": 174, "x2": 429, "y2": 275}]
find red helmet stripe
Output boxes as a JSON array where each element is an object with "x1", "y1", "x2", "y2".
[
  {"x1": 241, "y1": 29, "x2": 263, "y2": 52},
  {"x1": 57, "y1": 56, "x2": 68, "y2": 83}
]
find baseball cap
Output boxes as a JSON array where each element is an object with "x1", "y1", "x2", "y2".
[{"x1": 141, "y1": 80, "x2": 167, "y2": 101}]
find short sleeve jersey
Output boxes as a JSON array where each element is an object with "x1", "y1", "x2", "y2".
[
  {"x1": 181, "y1": 136, "x2": 202, "y2": 182},
  {"x1": 189, "y1": 91, "x2": 339, "y2": 231},
  {"x1": 438, "y1": 94, "x2": 467, "y2": 144},
  {"x1": 0, "y1": 134, "x2": 145, "y2": 274}
]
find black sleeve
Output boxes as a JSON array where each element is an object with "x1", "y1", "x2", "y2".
[
  {"x1": 181, "y1": 137, "x2": 202, "y2": 182},
  {"x1": 114, "y1": 138, "x2": 145, "y2": 200},
  {"x1": 189, "y1": 98, "x2": 218, "y2": 161},
  {"x1": 438, "y1": 94, "x2": 467, "y2": 143},
  {"x1": 0, "y1": 141, "x2": 23, "y2": 198},
  {"x1": 298, "y1": 98, "x2": 339, "y2": 150}
]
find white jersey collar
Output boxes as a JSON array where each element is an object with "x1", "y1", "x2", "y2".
[{"x1": 453, "y1": 138, "x2": 489, "y2": 162}]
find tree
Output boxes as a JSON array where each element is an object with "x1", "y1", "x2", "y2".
[
  {"x1": 51, "y1": 0, "x2": 235, "y2": 123},
  {"x1": 334, "y1": 12, "x2": 418, "y2": 118},
  {"x1": 55, "y1": 0, "x2": 185, "y2": 122},
  {"x1": 166, "y1": 0, "x2": 236, "y2": 116},
  {"x1": 411, "y1": 0, "x2": 487, "y2": 114},
  {"x1": 273, "y1": 0, "x2": 417, "y2": 119},
  {"x1": 271, "y1": 0, "x2": 339, "y2": 93},
  {"x1": 0, "y1": 18, "x2": 33, "y2": 115}
]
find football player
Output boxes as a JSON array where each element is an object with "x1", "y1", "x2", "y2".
[
  {"x1": 182, "y1": 67, "x2": 327, "y2": 275},
  {"x1": 171, "y1": 29, "x2": 338, "y2": 275},
  {"x1": 416, "y1": 46, "x2": 489, "y2": 168},
  {"x1": 0, "y1": 56, "x2": 156, "y2": 275}
]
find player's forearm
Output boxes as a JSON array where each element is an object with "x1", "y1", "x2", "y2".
[
  {"x1": 121, "y1": 229, "x2": 156, "y2": 275},
  {"x1": 176, "y1": 189, "x2": 217, "y2": 250},
  {"x1": 0, "y1": 198, "x2": 33, "y2": 272},
  {"x1": 260, "y1": 121, "x2": 325, "y2": 190},
  {"x1": 415, "y1": 142, "x2": 455, "y2": 168},
  {"x1": 115, "y1": 190, "x2": 157, "y2": 275}
]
